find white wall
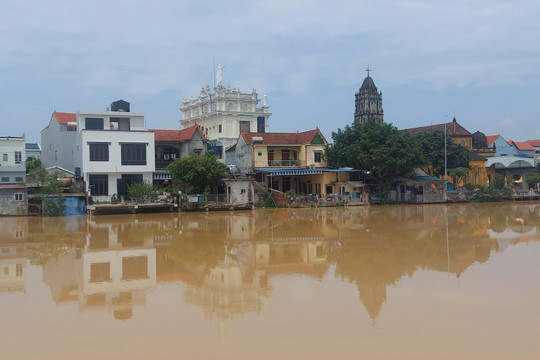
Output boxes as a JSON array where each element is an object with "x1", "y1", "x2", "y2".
[{"x1": 40, "y1": 115, "x2": 76, "y2": 171}]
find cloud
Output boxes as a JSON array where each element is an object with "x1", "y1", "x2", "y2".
[
  {"x1": 1, "y1": 0, "x2": 540, "y2": 142},
  {"x1": 498, "y1": 117, "x2": 518, "y2": 130}
]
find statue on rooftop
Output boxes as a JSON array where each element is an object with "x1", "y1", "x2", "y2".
[{"x1": 216, "y1": 64, "x2": 224, "y2": 86}]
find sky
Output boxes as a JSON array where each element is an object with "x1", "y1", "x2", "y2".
[{"x1": 1, "y1": 0, "x2": 539, "y2": 144}]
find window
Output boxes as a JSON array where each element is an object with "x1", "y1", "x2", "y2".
[
  {"x1": 242, "y1": 103, "x2": 249, "y2": 111},
  {"x1": 1, "y1": 177, "x2": 9, "y2": 182},
  {"x1": 122, "y1": 256, "x2": 148, "y2": 280},
  {"x1": 16, "y1": 264, "x2": 23, "y2": 276},
  {"x1": 314, "y1": 151, "x2": 322, "y2": 163},
  {"x1": 239, "y1": 121, "x2": 250, "y2": 133},
  {"x1": 219, "y1": 124, "x2": 222, "y2": 133},
  {"x1": 121, "y1": 143, "x2": 147, "y2": 165},
  {"x1": 85, "y1": 117, "x2": 104, "y2": 130},
  {"x1": 89, "y1": 174, "x2": 108, "y2": 196},
  {"x1": 227, "y1": 102, "x2": 234, "y2": 111},
  {"x1": 14, "y1": 193, "x2": 23, "y2": 201},
  {"x1": 89, "y1": 143, "x2": 109, "y2": 161},
  {"x1": 15, "y1": 151, "x2": 22, "y2": 164},
  {"x1": 282, "y1": 149, "x2": 290, "y2": 160},
  {"x1": 15, "y1": 177, "x2": 23, "y2": 182},
  {"x1": 90, "y1": 262, "x2": 111, "y2": 283},
  {"x1": 2, "y1": 154, "x2": 7, "y2": 161},
  {"x1": 257, "y1": 117, "x2": 266, "y2": 133},
  {"x1": 258, "y1": 152, "x2": 263, "y2": 156}
]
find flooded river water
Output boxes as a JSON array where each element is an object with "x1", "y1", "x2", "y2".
[{"x1": 1, "y1": 203, "x2": 540, "y2": 359}]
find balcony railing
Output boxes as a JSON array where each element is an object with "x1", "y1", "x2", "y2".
[{"x1": 254, "y1": 160, "x2": 306, "y2": 168}]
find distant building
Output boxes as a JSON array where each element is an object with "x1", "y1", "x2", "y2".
[
  {"x1": 228, "y1": 129, "x2": 362, "y2": 196},
  {"x1": 402, "y1": 118, "x2": 492, "y2": 186},
  {"x1": 485, "y1": 135, "x2": 537, "y2": 189},
  {"x1": 41, "y1": 100, "x2": 155, "y2": 201},
  {"x1": 25, "y1": 142, "x2": 41, "y2": 161},
  {"x1": 0, "y1": 136, "x2": 27, "y2": 215},
  {"x1": 180, "y1": 68, "x2": 271, "y2": 160},
  {"x1": 150, "y1": 126, "x2": 207, "y2": 182},
  {"x1": 354, "y1": 68, "x2": 383, "y2": 125}
]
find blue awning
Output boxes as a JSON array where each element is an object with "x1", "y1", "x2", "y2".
[
  {"x1": 153, "y1": 173, "x2": 171, "y2": 180},
  {"x1": 254, "y1": 167, "x2": 364, "y2": 176},
  {"x1": 255, "y1": 168, "x2": 324, "y2": 176}
]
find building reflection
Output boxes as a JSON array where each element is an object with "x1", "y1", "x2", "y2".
[
  {"x1": 41, "y1": 216, "x2": 158, "y2": 319},
  {"x1": 1, "y1": 202, "x2": 540, "y2": 323},
  {"x1": 0, "y1": 217, "x2": 28, "y2": 293}
]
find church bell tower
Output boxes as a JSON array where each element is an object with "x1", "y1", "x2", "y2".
[{"x1": 354, "y1": 67, "x2": 383, "y2": 125}]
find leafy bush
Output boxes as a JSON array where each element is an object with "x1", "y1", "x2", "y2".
[
  {"x1": 127, "y1": 181, "x2": 156, "y2": 203},
  {"x1": 471, "y1": 185, "x2": 514, "y2": 202},
  {"x1": 286, "y1": 189, "x2": 297, "y2": 198},
  {"x1": 492, "y1": 173, "x2": 507, "y2": 189}
]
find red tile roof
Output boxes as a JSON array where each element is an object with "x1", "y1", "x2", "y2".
[
  {"x1": 486, "y1": 135, "x2": 499, "y2": 146},
  {"x1": 54, "y1": 112, "x2": 76, "y2": 124},
  {"x1": 526, "y1": 139, "x2": 540, "y2": 147},
  {"x1": 150, "y1": 125, "x2": 205, "y2": 142},
  {"x1": 511, "y1": 141, "x2": 535, "y2": 151},
  {"x1": 402, "y1": 118, "x2": 472, "y2": 137},
  {"x1": 241, "y1": 129, "x2": 327, "y2": 145}
]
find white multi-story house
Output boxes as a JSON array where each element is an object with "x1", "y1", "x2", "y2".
[
  {"x1": 41, "y1": 100, "x2": 155, "y2": 201},
  {"x1": 180, "y1": 69, "x2": 271, "y2": 159},
  {"x1": 0, "y1": 136, "x2": 27, "y2": 215}
]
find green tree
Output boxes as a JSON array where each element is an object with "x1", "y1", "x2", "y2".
[
  {"x1": 415, "y1": 130, "x2": 470, "y2": 177},
  {"x1": 448, "y1": 167, "x2": 470, "y2": 186},
  {"x1": 325, "y1": 121, "x2": 424, "y2": 184},
  {"x1": 127, "y1": 181, "x2": 156, "y2": 203},
  {"x1": 26, "y1": 161, "x2": 66, "y2": 216},
  {"x1": 167, "y1": 151, "x2": 227, "y2": 193},
  {"x1": 525, "y1": 172, "x2": 540, "y2": 188},
  {"x1": 492, "y1": 173, "x2": 507, "y2": 189}
]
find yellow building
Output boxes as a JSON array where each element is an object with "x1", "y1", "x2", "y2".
[
  {"x1": 229, "y1": 129, "x2": 365, "y2": 198},
  {"x1": 403, "y1": 118, "x2": 491, "y2": 186}
]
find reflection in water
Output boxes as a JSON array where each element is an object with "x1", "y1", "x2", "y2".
[{"x1": 1, "y1": 203, "x2": 540, "y2": 324}]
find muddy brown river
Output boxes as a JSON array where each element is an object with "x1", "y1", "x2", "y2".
[{"x1": 1, "y1": 203, "x2": 539, "y2": 359}]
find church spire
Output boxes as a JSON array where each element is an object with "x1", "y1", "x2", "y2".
[{"x1": 354, "y1": 69, "x2": 383, "y2": 125}]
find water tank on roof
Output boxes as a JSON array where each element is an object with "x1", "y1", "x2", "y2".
[{"x1": 111, "y1": 100, "x2": 130, "y2": 112}]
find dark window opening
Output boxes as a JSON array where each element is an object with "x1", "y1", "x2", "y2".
[
  {"x1": 89, "y1": 174, "x2": 108, "y2": 196},
  {"x1": 89, "y1": 143, "x2": 109, "y2": 161},
  {"x1": 122, "y1": 256, "x2": 148, "y2": 280},
  {"x1": 239, "y1": 121, "x2": 250, "y2": 133},
  {"x1": 90, "y1": 262, "x2": 111, "y2": 283},
  {"x1": 85, "y1": 117, "x2": 104, "y2": 130},
  {"x1": 121, "y1": 144, "x2": 147, "y2": 165}
]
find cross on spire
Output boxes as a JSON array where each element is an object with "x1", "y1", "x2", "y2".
[{"x1": 366, "y1": 66, "x2": 371, "y2": 77}]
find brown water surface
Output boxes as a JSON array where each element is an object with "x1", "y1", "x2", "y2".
[{"x1": 1, "y1": 203, "x2": 539, "y2": 359}]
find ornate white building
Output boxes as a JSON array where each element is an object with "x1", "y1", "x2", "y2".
[{"x1": 180, "y1": 67, "x2": 271, "y2": 158}]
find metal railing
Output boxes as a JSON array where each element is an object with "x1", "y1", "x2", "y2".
[
  {"x1": 254, "y1": 160, "x2": 305, "y2": 168},
  {"x1": 205, "y1": 194, "x2": 230, "y2": 203}
]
